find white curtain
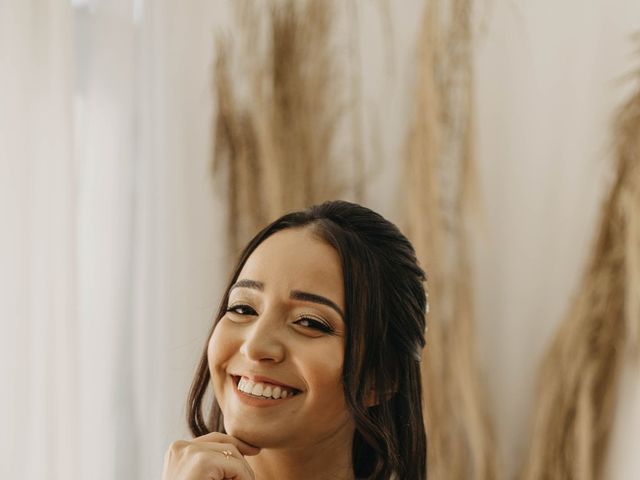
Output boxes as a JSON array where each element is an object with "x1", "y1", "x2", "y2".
[
  {"x1": 1, "y1": 1, "x2": 225, "y2": 478},
  {"x1": 1, "y1": 1, "x2": 638, "y2": 479},
  {"x1": 1, "y1": 1, "x2": 77, "y2": 478}
]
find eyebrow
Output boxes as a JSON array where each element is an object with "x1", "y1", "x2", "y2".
[{"x1": 230, "y1": 279, "x2": 345, "y2": 319}]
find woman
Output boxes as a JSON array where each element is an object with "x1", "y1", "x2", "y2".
[{"x1": 162, "y1": 200, "x2": 428, "y2": 479}]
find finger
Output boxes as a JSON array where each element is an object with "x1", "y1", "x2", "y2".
[
  {"x1": 192, "y1": 432, "x2": 261, "y2": 456},
  {"x1": 162, "y1": 442, "x2": 253, "y2": 480},
  {"x1": 199, "y1": 442, "x2": 253, "y2": 475},
  {"x1": 197, "y1": 453, "x2": 254, "y2": 480}
]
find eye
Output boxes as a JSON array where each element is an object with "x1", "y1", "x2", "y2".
[
  {"x1": 294, "y1": 316, "x2": 335, "y2": 334},
  {"x1": 225, "y1": 304, "x2": 257, "y2": 316}
]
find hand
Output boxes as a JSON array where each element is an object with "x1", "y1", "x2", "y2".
[{"x1": 162, "y1": 431, "x2": 261, "y2": 480}]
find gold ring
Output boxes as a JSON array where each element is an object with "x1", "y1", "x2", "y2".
[{"x1": 222, "y1": 450, "x2": 233, "y2": 460}]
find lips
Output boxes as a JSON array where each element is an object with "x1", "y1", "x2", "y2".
[{"x1": 230, "y1": 373, "x2": 300, "y2": 391}]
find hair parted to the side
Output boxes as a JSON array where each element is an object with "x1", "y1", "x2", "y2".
[{"x1": 186, "y1": 200, "x2": 428, "y2": 479}]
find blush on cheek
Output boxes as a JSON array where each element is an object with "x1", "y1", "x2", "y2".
[
  {"x1": 207, "y1": 330, "x2": 217, "y2": 362},
  {"x1": 303, "y1": 354, "x2": 346, "y2": 399},
  {"x1": 207, "y1": 326, "x2": 228, "y2": 399},
  {"x1": 208, "y1": 322, "x2": 229, "y2": 364},
  {"x1": 207, "y1": 333, "x2": 217, "y2": 373}
]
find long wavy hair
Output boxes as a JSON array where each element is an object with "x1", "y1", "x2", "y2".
[{"x1": 187, "y1": 200, "x2": 428, "y2": 479}]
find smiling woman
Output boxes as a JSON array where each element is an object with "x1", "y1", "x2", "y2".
[{"x1": 162, "y1": 201, "x2": 428, "y2": 480}]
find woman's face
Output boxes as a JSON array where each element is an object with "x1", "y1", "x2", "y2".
[{"x1": 208, "y1": 227, "x2": 355, "y2": 449}]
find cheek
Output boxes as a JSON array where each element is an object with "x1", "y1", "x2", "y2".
[
  {"x1": 207, "y1": 323, "x2": 236, "y2": 388},
  {"x1": 300, "y1": 341, "x2": 346, "y2": 401}
]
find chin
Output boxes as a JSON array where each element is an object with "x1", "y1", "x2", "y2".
[{"x1": 225, "y1": 419, "x2": 286, "y2": 449}]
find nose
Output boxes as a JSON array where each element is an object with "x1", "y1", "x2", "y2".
[{"x1": 239, "y1": 311, "x2": 285, "y2": 363}]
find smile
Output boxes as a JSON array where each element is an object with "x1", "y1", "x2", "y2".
[{"x1": 231, "y1": 375, "x2": 301, "y2": 402}]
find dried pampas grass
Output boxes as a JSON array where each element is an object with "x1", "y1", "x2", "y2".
[
  {"x1": 213, "y1": 0, "x2": 347, "y2": 257},
  {"x1": 403, "y1": 0, "x2": 496, "y2": 478},
  {"x1": 520, "y1": 48, "x2": 640, "y2": 480}
]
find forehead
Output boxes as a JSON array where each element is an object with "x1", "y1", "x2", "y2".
[{"x1": 236, "y1": 227, "x2": 344, "y2": 308}]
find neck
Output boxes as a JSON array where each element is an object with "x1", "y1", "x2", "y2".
[{"x1": 246, "y1": 429, "x2": 356, "y2": 480}]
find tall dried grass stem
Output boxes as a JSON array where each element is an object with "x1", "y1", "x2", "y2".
[
  {"x1": 213, "y1": 1, "x2": 355, "y2": 259},
  {"x1": 403, "y1": 0, "x2": 497, "y2": 478}
]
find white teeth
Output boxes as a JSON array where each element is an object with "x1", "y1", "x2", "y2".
[
  {"x1": 251, "y1": 383, "x2": 264, "y2": 396},
  {"x1": 236, "y1": 376, "x2": 296, "y2": 399},
  {"x1": 243, "y1": 379, "x2": 255, "y2": 392},
  {"x1": 272, "y1": 386, "x2": 281, "y2": 399}
]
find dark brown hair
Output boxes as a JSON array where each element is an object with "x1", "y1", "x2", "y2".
[{"x1": 187, "y1": 200, "x2": 428, "y2": 479}]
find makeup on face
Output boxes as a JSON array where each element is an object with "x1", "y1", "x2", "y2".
[{"x1": 207, "y1": 228, "x2": 355, "y2": 450}]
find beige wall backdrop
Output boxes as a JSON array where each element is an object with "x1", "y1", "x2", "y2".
[
  {"x1": 212, "y1": 1, "x2": 640, "y2": 477},
  {"x1": 1, "y1": 1, "x2": 638, "y2": 479},
  {"x1": 471, "y1": 2, "x2": 640, "y2": 477}
]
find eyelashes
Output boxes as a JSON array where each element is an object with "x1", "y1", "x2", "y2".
[
  {"x1": 225, "y1": 304, "x2": 335, "y2": 334},
  {"x1": 226, "y1": 304, "x2": 256, "y2": 316},
  {"x1": 293, "y1": 316, "x2": 335, "y2": 334}
]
